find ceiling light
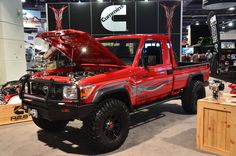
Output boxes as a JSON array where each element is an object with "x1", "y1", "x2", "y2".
[
  {"x1": 222, "y1": 26, "x2": 225, "y2": 29},
  {"x1": 97, "y1": 0, "x2": 103, "y2": 2},
  {"x1": 228, "y1": 7, "x2": 235, "y2": 11},
  {"x1": 21, "y1": 0, "x2": 26, "y2": 3},
  {"x1": 195, "y1": 21, "x2": 200, "y2": 25},
  {"x1": 228, "y1": 22, "x2": 234, "y2": 27}
]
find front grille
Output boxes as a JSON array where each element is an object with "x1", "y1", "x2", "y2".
[
  {"x1": 31, "y1": 82, "x2": 48, "y2": 97},
  {"x1": 29, "y1": 80, "x2": 63, "y2": 100}
]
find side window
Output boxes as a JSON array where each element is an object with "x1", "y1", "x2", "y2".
[{"x1": 143, "y1": 41, "x2": 163, "y2": 66}]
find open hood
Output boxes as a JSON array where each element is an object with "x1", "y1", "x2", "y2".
[{"x1": 36, "y1": 29, "x2": 125, "y2": 67}]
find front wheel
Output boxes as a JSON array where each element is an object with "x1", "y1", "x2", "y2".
[
  {"x1": 181, "y1": 81, "x2": 206, "y2": 114},
  {"x1": 32, "y1": 117, "x2": 69, "y2": 132},
  {"x1": 84, "y1": 99, "x2": 129, "y2": 152}
]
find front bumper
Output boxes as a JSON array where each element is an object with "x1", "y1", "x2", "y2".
[
  {"x1": 22, "y1": 95, "x2": 95, "y2": 121},
  {"x1": 20, "y1": 78, "x2": 95, "y2": 121}
]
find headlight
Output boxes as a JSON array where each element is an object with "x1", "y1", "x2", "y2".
[
  {"x1": 80, "y1": 85, "x2": 95, "y2": 99},
  {"x1": 63, "y1": 85, "x2": 78, "y2": 99}
]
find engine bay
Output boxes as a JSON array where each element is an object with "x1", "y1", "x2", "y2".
[
  {"x1": 65, "y1": 71, "x2": 104, "y2": 81},
  {"x1": 34, "y1": 65, "x2": 121, "y2": 82},
  {"x1": 53, "y1": 68, "x2": 106, "y2": 81}
]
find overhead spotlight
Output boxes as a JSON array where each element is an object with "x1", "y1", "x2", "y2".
[
  {"x1": 222, "y1": 26, "x2": 225, "y2": 29},
  {"x1": 21, "y1": 0, "x2": 26, "y2": 3},
  {"x1": 145, "y1": 0, "x2": 149, "y2": 2},
  {"x1": 97, "y1": 0, "x2": 103, "y2": 2},
  {"x1": 195, "y1": 21, "x2": 200, "y2": 25},
  {"x1": 228, "y1": 22, "x2": 234, "y2": 27},
  {"x1": 228, "y1": 7, "x2": 235, "y2": 11}
]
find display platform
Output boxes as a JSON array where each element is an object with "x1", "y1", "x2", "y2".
[
  {"x1": 0, "y1": 104, "x2": 31, "y2": 126},
  {"x1": 197, "y1": 93, "x2": 236, "y2": 156}
]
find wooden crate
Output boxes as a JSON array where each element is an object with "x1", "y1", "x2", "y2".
[
  {"x1": 197, "y1": 94, "x2": 236, "y2": 155},
  {"x1": 0, "y1": 104, "x2": 32, "y2": 126}
]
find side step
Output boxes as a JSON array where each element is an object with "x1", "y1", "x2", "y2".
[{"x1": 134, "y1": 95, "x2": 181, "y2": 111}]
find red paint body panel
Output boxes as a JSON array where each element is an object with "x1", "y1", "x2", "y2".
[{"x1": 33, "y1": 29, "x2": 209, "y2": 107}]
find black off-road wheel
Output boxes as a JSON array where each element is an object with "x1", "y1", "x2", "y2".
[
  {"x1": 32, "y1": 117, "x2": 69, "y2": 132},
  {"x1": 181, "y1": 81, "x2": 206, "y2": 114},
  {"x1": 84, "y1": 99, "x2": 129, "y2": 152}
]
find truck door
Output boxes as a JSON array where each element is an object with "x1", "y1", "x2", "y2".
[{"x1": 135, "y1": 40, "x2": 173, "y2": 105}]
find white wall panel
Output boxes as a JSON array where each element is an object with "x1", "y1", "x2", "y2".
[
  {"x1": 4, "y1": 60, "x2": 26, "y2": 81},
  {"x1": 0, "y1": 38, "x2": 4, "y2": 60},
  {"x1": 0, "y1": 0, "x2": 26, "y2": 84},
  {"x1": 0, "y1": 0, "x2": 23, "y2": 26},
  {"x1": 0, "y1": 62, "x2": 7, "y2": 84},
  {"x1": 0, "y1": 22, "x2": 24, "y2": 41},
  {"x1": 0, "y1": 39, "x2": 25, "y2": 61}
]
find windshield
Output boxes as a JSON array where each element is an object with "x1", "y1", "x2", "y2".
[{"x1": 99, "y1": 39, "x2": 140, "y2": 65}]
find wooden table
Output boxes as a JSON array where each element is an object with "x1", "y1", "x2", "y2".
[{"x1": 197, "y1": 94, "x2": 236, "y2": 155}]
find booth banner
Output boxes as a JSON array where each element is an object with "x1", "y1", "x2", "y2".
[
  {"x1": 0, "y1": 104, "x2": 32, "y2": 126},
  {"x1": 207, "y1": 11, "x2": 220, "y2": 53},
  {"x1": 46, "y1": 1, "x2": 182, "y2": 56}
]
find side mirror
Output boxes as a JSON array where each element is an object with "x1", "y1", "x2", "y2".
[{"x1": 141, "y1": 49, "x2": 148, "y2": 70}]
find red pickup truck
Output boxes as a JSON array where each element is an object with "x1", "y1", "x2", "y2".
[{"x1": 20, "y1": 29, "x2": 209, "y2": 152}]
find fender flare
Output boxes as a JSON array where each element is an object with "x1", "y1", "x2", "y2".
[
  {"x1": 92, "y1": 85, "x2": 133, "y2": 110},
  {"x1": 186, "y1": 72, "x2": 204, "y2": 88}
]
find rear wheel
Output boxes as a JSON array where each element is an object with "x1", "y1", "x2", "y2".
[
  {"x1": 182, "y1": 81, "x2": 206, "y2": 114},
  {"x1": 84, "y1": 99, "x2": 129, "y2": 152},
  {"x1": 32, "y1": 117, "x2": 69, "y2": 132}
]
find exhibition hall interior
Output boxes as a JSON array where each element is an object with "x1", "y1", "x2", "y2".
[{"x1": 0, "y1": 0, "x2": 236, "y2": 155}]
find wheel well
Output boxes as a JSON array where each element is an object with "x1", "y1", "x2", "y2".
[
  {"x1": 99, "y1": 91, "x2": 132, "y2": 112},
  {"x1": 191, "y1": 74, "x2": 204, "y2": 82},
  {"x1": 183, "y1": 74, "x2": 204, "y2": 92}
]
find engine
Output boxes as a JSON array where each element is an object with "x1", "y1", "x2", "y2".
[
  {"x1": 56, "y1": 70, "x2": 104, "y2": 81},
  {"x1": 72, "y1": 71, "x2": 102, "y2": 81}
]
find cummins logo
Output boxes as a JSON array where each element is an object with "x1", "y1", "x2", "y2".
[{"x1": 100, "y1": 5, "x2": 127, "y2": 32}]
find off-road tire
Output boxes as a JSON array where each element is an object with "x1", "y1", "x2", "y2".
[
  {"x1": 84, "y1": 99, "x2": 129, "y2": 152},
  {"x1": 32, "y1": 117, "x2": 69, "y2": 132},
  {"x1": 182, "y1": 81, "x2": 206, "y2": 114}
]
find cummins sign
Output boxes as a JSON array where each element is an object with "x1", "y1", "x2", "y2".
[
  {"x1": 47, "y1": 1, "x2": 182, "y2": 55},
  {"x1": 100, "y1": 5, "x2": 127, "y2": 32}
]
